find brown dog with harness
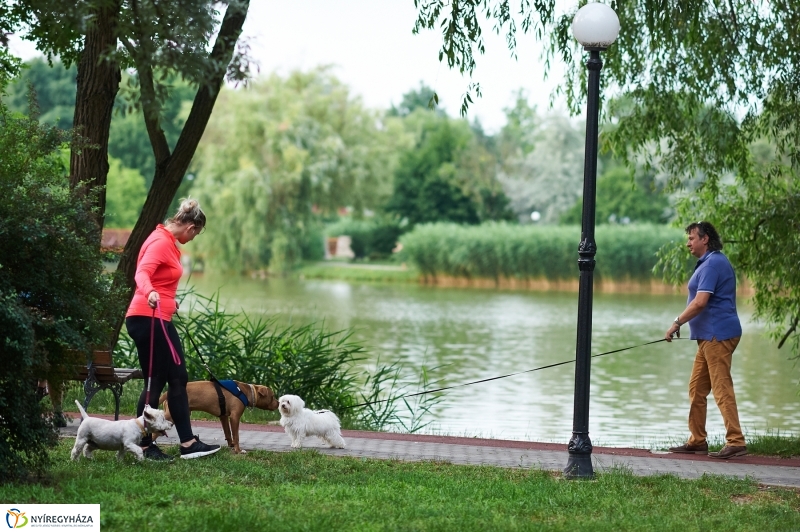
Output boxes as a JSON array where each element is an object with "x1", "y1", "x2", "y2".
[{"x1": 160, "y1": 380, "x2": 279, "y2": 453}]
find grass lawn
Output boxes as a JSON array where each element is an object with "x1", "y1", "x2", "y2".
[
  {"x1": 3, "y1": 440, "x2": 799, "y2": 532},
  {"x1": 295, "y1": 261, "x2": 420, "y2": 283}
]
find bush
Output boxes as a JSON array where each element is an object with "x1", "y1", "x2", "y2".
[
  {"x1": 399, "y1": 222, "x2": 684, "y2": 282},
  {"x1": 300, "y1": 223, "x2": 325, "y2": 261},
  {"x1": 326, "y1": 219, "x2": 405, "y2": 260},
  {"x1": 0, "y1": 91, "x2": 117, "y2": 482}
]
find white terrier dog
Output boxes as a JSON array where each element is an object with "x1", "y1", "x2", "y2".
[
  {"x1": 278, "y1": 394, "x2": 346, "y2": 449},
  {"x1": 70, "y1": 400, "x2": 173, "y2": 461}
]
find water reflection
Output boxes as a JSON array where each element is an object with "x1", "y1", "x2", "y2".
[{"x1": 186, "y1": 274, "x2": 800, "y2": 447}]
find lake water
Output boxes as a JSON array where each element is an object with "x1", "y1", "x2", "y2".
[{"x1": 186, "y1": 274, "x2": 800, "y2": 447}]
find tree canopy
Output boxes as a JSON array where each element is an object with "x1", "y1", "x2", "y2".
[
  {"x1": 2, "y1": 1, "x2": 251, "y2": 324},
  {"x1": 386, "y1": 109, "x2": 514, "y2": 226},
  {"x1": 191, "y1": 68, "x2": 409, "y2": 273},
  {"x1": 560, "y1": 165, "x2": 670, "y2": 225}
]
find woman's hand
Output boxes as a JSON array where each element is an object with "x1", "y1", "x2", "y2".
[{"x1": 147, "y1": 290, "x2": 160, "y2": 309}]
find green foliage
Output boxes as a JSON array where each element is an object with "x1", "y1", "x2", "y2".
[
  {"x1": 495, "y1": 90, "x2": 539, "y2": 166},
  {"x1": 0, "y1": 43, "x2": 21, "y2": 79},
  {"x1": 10, "y1": 1, "x2": 251, "y2": 97},
  {"x1": 191, "y1": 69, "x2": 408, "y2": 273},
  {"x1": 4, "y1": 57, "x2": 76, "y2": 127},
  {"x1": 299, "y1": 222, "x2": 325, "y2": 262},
  {"x1": 498, "y1": 112, "x2": 585, "y2": 223},
  {"x1": 400, "y1": 222, "x2": 683, "y2": 282},
  {"x1": 386, "y1": 110, "x2": 513, "y2": 226},
  {"x1": 6, "y1": 59, "x2": 196, "y2": 187},
  {"x1": 110, "y1": 74, "x2": 195, "y2": 187},
  {"x1": 387, "y1": 81, "x2": 442, "y2": 116},
  {"x1": 0, "y1": 93, "x2": 118, "y2": 482},
  {"x1": 326, "y1": 218, "x2": 405, "y2": 260},
  {"x1": 560, "y1": 165, "x2": 671, "y2": 225},
  {"x1": 115, "y1": 288, "x2": 438, "y2": 431},
  {"x1": 103, "y1": 157, "x2": 147, "y2": 228}
]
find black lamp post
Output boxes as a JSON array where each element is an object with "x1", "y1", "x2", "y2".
[{"x1": 564, "y1": 2, "x2": 620, "y2": 480}]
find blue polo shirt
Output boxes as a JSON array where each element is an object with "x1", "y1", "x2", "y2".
[{"x1": 687, "y1": 251, "x2": 742, "y2": 341}]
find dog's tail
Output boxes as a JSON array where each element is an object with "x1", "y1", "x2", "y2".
[
  {"x1": 74, "y1": 400, "x2": 89, "y2": 421},
  {"x1": 158, "y1": 391, "x2": 168, "y2": 405}
]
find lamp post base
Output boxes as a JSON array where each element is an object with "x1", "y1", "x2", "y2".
[{"x1": 564, "y1": 432, "x2": 594, "y2": 479}]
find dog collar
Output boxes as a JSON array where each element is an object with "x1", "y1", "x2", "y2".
[
  {"x1": 248, "y1": 384, "x2": 256, "y2": 409},
  {"x1": 135, "y1": 418, "x2": 147, "y2": 437}
]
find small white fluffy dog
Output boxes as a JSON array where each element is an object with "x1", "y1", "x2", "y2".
[
  {"x1": 278, "y1": 394, "x2": 346, "y2": 449},
  {"x1": 70, "y1": 400, "x2": 173, "y2": 461}
]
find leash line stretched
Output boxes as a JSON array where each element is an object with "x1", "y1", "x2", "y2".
[
  {"x1": 174, "y1": 312, "x2": 222, "y2": 384},
  {"x1": 343, "y1": 337, "x2": 689, "y2": 410}
]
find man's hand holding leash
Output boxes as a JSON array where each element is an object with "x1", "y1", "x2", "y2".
[{"x1": 666, "y1": 318, "x2": 681, "y2": 342}]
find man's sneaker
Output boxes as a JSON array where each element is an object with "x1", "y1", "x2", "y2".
[
  {"x1": 668, "y1": 442, "x2": 708, "y2": 454},
  {"x1": 709, "y1": 445, "x2": 748, "y2": 459},
  {"x1": 143, "y1": 443, "x2": 174, "y2": 462},
  {"x1": 180, "y1": 437, "x2": 221, "y2": 460}
]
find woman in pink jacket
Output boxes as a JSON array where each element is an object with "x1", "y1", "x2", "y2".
[{"x1": 125, "y1": 198, "x2": 220, "y2": 461}]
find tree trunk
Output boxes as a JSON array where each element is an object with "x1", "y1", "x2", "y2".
[
  {"x1": 109, "y1": 0, "x2": 250, "y2": 346},
  {"x1": 70, "y1": 0, "x2": 122, "y2": 235}
]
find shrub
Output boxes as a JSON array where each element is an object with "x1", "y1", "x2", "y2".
[
  {"x1": 0, "y1": 91, "x2": 117, "y2": 482},
  {"x1": 326, "y1": 219, "x2": 405, "y2": 260}
]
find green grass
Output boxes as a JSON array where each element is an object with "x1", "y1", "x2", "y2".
[
  {"x1": 296, "y1": 261, "x2": 420, "y2": 283},
  {"x1": 3, "y1": 440, "x2": 799, "y2": 532},
  {"x1": 651, "y1": 431, "x2": 800, "y2": 458},
  {"x1": 732, "y1": 430, "x2": 800, "y2": 458}
]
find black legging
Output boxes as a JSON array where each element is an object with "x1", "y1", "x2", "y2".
[{"x1": 125, "y1": 315, "x2": 193, "y2": 443}]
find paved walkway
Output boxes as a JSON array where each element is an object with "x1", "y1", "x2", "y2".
[{"x1": 59, "y1": 415, "x2": 800, "y2": 488}]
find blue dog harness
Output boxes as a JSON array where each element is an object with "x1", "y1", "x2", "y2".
[
  {"x1": 210, "y1": 379, "x2": 251, "y2": 417},
  {"x1": 217, "y1": 380, "x2": 249, "y2": 407}
]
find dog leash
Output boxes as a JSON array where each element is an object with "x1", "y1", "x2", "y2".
[
  {"x1": 156, "y1": 301, "x2": 182, "y2": 365},
  {"x1": 145, "y1": 302, "x2": 183, "y2": 408},
  {"x1": 172, "y1": 312, "x2": 258, "y2": 411},
  {"x1": 342, "y1": 337, "x2": 690, "y2": 410},
  {"x1": 173, "y1": 311, "x2": 222, "y2": 383}
]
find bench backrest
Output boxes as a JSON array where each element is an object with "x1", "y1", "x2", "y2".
[{"x1": 90, "y1": 350, "x2": 114, "y2": 367}]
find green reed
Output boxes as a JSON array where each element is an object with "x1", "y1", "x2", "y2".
[{"x1": 399, "y1": 222, "x2": 684, "y2": 282}]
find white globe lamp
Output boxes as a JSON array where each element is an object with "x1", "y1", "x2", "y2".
[{"x1": 571, "y1": 3, "x2": 620, "y2": 50}]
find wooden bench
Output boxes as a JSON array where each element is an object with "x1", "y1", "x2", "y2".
[{"x1": 70, "y1": 350, "x2": 143, "y2": 420}]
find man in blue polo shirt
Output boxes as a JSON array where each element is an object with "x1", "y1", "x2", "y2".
[{"x1": 664, "y1": 221, "x2": 745, "y2": 459}]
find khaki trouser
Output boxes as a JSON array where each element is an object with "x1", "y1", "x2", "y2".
[{"x1": 687, "y1": 337, "x2": 745, "y2": 447}]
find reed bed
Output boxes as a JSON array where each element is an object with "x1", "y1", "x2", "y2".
[{"x1": 399, "y1": 223, "x2": 684, "y2": 282}]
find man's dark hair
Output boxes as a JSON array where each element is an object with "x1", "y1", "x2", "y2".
[{"x1": 686, "y1": 221, "x2": 723, "y2": 251}]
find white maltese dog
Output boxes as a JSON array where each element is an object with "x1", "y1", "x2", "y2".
[
  {"x1": 70, "y1": 400, "x2": 173, "y2": 461},
  {"x1": 278, "y1": 394, "x2": 346, "y2": 449}
]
